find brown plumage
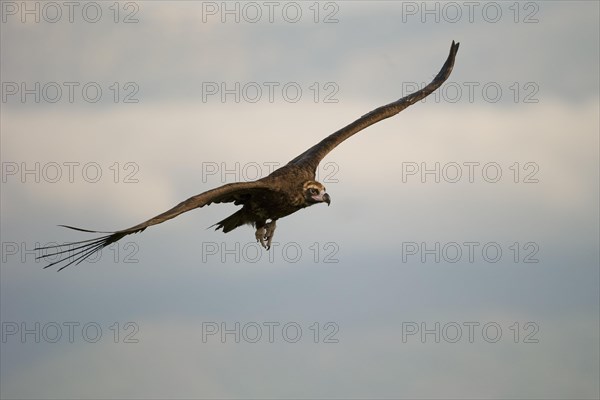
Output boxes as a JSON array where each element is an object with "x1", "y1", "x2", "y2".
[{"x1": 36, "y1": 41, "x2": 459, "y2": 270}]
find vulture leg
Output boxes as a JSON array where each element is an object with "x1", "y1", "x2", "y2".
[
  {"x1": 264, "y1": 220, "x2": 277, "y2": 250},
  {"x1": 255, "y1": 225, "x2": 267, "y2": 248},
  {"x1": 255, "y1": 220, "x2": 277, "y2": 250}
]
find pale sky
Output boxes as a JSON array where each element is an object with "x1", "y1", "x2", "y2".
[{"x1": 1, "y1": 1, "x2": 599, "y2": 399}]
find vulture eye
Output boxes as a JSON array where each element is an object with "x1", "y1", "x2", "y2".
[{"x1": 309, "y1": 188, "x2": 318, "y2": 195}]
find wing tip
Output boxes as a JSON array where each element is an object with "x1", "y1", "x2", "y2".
[
  {"x1": 451, "y1": 40, "x2": 460, "y2": 55},
  {"x1": 433, "y1": 40, "x2": 460, "y2": 83},
  {"x1": 37, "y1": 226, "x2": 129, "y2": 271}
]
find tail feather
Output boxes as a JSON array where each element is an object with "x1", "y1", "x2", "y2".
[{"x1": 210, "y1": 209, "x2": 249, "y2": 233}]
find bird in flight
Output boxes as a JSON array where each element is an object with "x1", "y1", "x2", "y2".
[{"x1": 37, "y1": 41, "x2": 459, "y2": 270}]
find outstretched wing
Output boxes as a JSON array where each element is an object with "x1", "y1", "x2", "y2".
[
  {"x1": 36, "y1": 181, "x2": 275, "y2": 271},
  {"x1": 287, "y1": 41, "x2": 460, "y2": 174}
]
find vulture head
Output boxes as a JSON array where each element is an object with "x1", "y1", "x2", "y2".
[{"x1": 303, "y1": 181, "x2": 331, "y2": 206}]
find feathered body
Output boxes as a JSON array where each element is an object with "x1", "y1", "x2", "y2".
[{"x1": 213, "y1": 167, "x2": 318, "y2": 232}]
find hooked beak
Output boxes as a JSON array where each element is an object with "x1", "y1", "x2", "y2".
[{"x1": 323, "y1": 193, "x2": 331, "y2": 206}]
